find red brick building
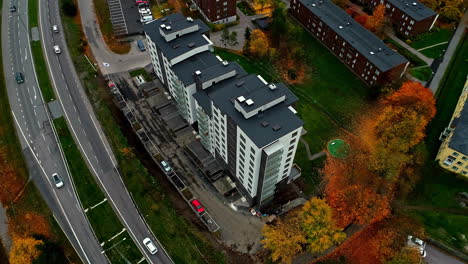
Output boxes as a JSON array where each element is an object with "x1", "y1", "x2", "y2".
[
  {"x1": 192, "y1": 0, "x2": 237, "y2": 24},
  {"x1": 290, "y1": 0, "x2": 409, "y2": 86},
  {"x1": 368, "y1": 0, "x2": 438, "y2": 36}
]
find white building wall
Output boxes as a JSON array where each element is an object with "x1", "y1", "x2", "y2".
[
  {"x1": 271, "y1": 127, "x2": 302, "y2": 183},
  {"x1": 236, "y1": 129, "x2": 262, "y2": 197},
  {"x1": 210, "y1": 103, "x2": 228, "y2": 163},
  {"x1": 170, "y1": 41, "x2": 213, "y2": 65}
]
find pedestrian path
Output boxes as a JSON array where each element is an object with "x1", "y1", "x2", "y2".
[
  {"x1": 388, "y1": 33, "x2": 434, "y2": 65},
  {"x1": 418, "y1": 41, "x2": 448, "y2": 51}
]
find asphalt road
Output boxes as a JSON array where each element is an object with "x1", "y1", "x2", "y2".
[
  {"x1": 426, "y1": 244, "x2": 467, "y2": 264},
  {"x1": 1, "y1": 0, "x2": 107, "y2": 263},
  {"x1": 38, "y1": 0, "x2": 174, "y2": 263}
]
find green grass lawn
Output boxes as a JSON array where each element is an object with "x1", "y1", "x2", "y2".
[
  {"x1": 94, "y1": 0, "x2": 113, "y2": 37},
  {"x1": 60, "y1": 8, "x2": 227, "y2": 264},
  {"x1": 237, "y1": 2, "x2": 255, "y2": 16},
  {"x1": 405, "y1": 34, "x2": 468, "y2": 252},
  {"x1": 129, "y1": 68, "x2": 151, "y2": 81},
  {"x1": 410, "y1": 28, "x2": 453, "y2": 50},
  {"x1": 30, "y1": 41, "x2": 56, "y2": 102},
  {"x1": 384, "y1": 38, "x2": 427, "y2": 67},
  {"x1": 409, "y1": 66, "x2": 433, "y2": 81},
  {"x1": 54, "y1": 117, "x2": 144, "y2": 263},
  {"x1": 216, "y1": 18, "x2": 370, "y2": 194},
  {"x1": 28, "y1": 0, "x2": 38, "y2": 27}
]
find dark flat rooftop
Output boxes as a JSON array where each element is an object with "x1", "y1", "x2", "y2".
[
  {"x1": 171, "y1": 51, "x2": 220, "y2": 86},
  {"x1": 449, "y1": 100, "x2": 468, "y2": 155},
  {"x1": 144, "y1": 13, "x2": 211, "y2": 61},
  {"x1": 299, "y1": 0, "x2": 408, "y2": 72},
  {"x1": 386, "y1": 0, "x2": 437, "y2": 21}
]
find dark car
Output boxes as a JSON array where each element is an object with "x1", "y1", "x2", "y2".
[
  {"x1": 191, "y1": 199, "x2": 205, "y2": 213},
  {"x1": 137, "y1": 40, "x2": 146, "y2": 52},
  {"x1": 10, "y1": 5, "x2": 16, "y2": 12},
  {"x1": 15, "y1": 72, "x2": 24, "y2": 84}
]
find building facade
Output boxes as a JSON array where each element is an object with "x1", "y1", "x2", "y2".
[
  {"x1": 290, "y1": 0, "x2": 409, "y2": 86},
  {"x1": 436, "y1": 77, "x2": 468, "y2": 178},
  {"x1": 192, "y1": 0, "x2": 237, "y2": 24},
  {"x1": 144, "y1": 13, "x2": 304, "y2": 206},
  {"x1": 367, "y1": 0, "x2": 438, "y2": 36}
]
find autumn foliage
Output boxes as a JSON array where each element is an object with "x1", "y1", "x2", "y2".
[
  {"x1": 262, "y1": 198, "x2": 345, "y2": 263},
  {"x1": 8, "y1": 212, "x2": 51, "y2": 238},
  {"x1": 9, "y1": 236, "x2": 44, "y2": 264},
  {"x1": 250, "y1": 29, "x2": 271, "y2": 58},
  {"x1": 0, "y1": 147, "x2": 26, "y2": 205},
  {"x1": 365, "y1": 4, "x2": 386, "y2": 32}
]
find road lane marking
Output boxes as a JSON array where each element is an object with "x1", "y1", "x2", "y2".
[{"x1": 47, "y1": 146, "x2": 52, "y2": 153}]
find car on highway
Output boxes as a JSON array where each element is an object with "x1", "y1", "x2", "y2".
[
  {"x1": 160, "y1": 160, "x2": 172, "y2": 173},
  {"x1": 191, "y1": 199, "x2": 205, "y2": 213},
  {"x1": 142, "y1": 238, "x2": 158, "y2": 254},
  {"x1": 53, "y1": 45, "x2": 61, "y2": 54},
  {"x1": 52, "y1": 173, "x2": 64, "y2": 188},
  {"x1": 9, "y1": 5, "x2": 16, "y2": 12},
  {"x1": 52, "y1": 25, "x2": 59, "y2": 33},
  {"x1": 15, "y1": 72, "x2": 24, "y2": 84}
]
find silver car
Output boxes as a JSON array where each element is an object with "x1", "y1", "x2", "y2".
[
  {"x1": 52, "y1": 173, "x2": 64, "y2": 188},
  {"x1": 53, "y1": 45, "x2": 61, "y2": 54}
]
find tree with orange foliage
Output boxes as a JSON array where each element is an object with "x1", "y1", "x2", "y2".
[
  {"x1": 250, "y1": 29, "x2": 270, "y2": 58},
  {"x1": 8, "y1": 212, "x2": 51, "y2": 238},
  {"x1": 0, "y1": 147, "x2": 26, "y2": 205},
  {"x1": 365, "y1": 4, "x2": 385, "y2": 32},
  {"x1": 387, "y1": 247, "x2": 422, "y2": 264},
  {"x1": 9, "y1": 236, "x2": 43, "y2": 264},
  {"x1": 354, "y1": 14, "x2": 369, "y2": 27}
]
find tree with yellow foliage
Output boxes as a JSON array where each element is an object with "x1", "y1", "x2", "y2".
[
  {"x1": 250, "y1": 29, "x2": 270, "y2": 58},
  {"x1": 261, "y1": 213, "x2": 306, "y2": 264},
  {"x1": 301, "y1": 198, "x2": 346, "y2": 253},
  {"x1": 9, "y1": 236, "x2": 43, "y2": 264}
]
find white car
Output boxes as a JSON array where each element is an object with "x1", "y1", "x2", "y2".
[
  {"x1": 160, "y1": 160, "x2": 172, "y2": 173},
  {"x1": 140, "y1": 15, "x2": 153, "y2": 23},
  {"x1": 52, "y1": 25, "x2": 59, "y2": 33},
  {"x1": 407, "y1": 235, "x2": 427, "y2": 258},
  {"x1": 143, "y1": 238, "x2": 157, "y2": 254},
  {"x1": 139, "y1": 8, "x2": 151, "y2": 14},
  {"x1": 53, "y1": 45, "x2": 61, "y2": 54},
  {"x1": 52, "y1": 173, "x2": 64, "y2": 188}
]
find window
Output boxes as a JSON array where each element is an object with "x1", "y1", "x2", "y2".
[
  {"x1": 457, "y1": 161, "x2": 463, "y2": 165},
  {"x1": 462, "y1": 156, "x2": 467, "y2": 161},
  {"x1": 223, "y1": 1, "x2": 227, "y2": 4},
  {"x1": 240, "y1": 135, "x2": 245, "y2": 143},
  {"x1": 462, "y1": 171, "x2": 467, "y2": 175},
  {"x1": 250, "y1": 147, "x2": 255, "y2": 153},
  {"x1": 250, "y1": 154, "x2": 255, "y2": 161},
  {"x1": 240, "y1": 142, "x2": 245, "y2": 150},
  {"x1": 286, "y1": 157, "x2": 292, "y2": 163},
  {"x1": 452, "y1": 166, "x2": 459, "y2": 171},
  {"x1": 292, "y1": 131, "x2": 298, "y2": 138},
  {"x1": 290, "y1": 138, "x2": 296, "y2": 145},
  {"x1": 288, "y1": 151, "x2": 294, "y2": 157},
  {"x1": 289, "y1": 145, "x2": 295, "y2": 151},
  {"x1": 453, "y1": 152, "x2": 459, "y2": 157}
]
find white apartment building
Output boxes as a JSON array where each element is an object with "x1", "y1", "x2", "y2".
[{"x1": 145, "y1": 13, "x2": 304, "y2": 206}]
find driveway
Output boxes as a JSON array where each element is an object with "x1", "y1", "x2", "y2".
[
  {"x1": 425, "y1": 244, "x2": 466, "y2": 264},
  {"x1": 77, "y1": 0, "x2": 150, "y2": 74}
]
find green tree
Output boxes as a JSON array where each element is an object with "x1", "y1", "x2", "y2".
[
  {"x1": 229, "y1": 31, "x2": 239, "y2": 46},
  {"x1": 300, "y1": 198, "x2": 347, "y2": 253},
  {"x1": 220, "y1": 28, "x2": 230, "y2": 47},
  {"x1": 243, "y1": 27, "x2": 252, "y2": 55},
  {"x1": 270, "y1": 0, "x2": 287, "y2": 44}
]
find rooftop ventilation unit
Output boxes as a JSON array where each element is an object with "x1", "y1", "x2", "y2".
[
  {"x1": 166, "y1": 26, "x2": 172, "y2": 30},
  {"x1": 172, "y1": 44, "x2": 180, "y2": 49},
  {"x1": 187, "y1": 17, "x2": 194, "y2": 22},
  {"x1": 369, "y1": 51, "x2": 375, "y2": 55},
  {"x1": 160, "y1": 24, "x2": 166, "y2": 28},
  {"x1": 246, "y1": 99, "x2": 254, "y2": 106},
  {"x1": 378, "y1": 47, "x2": 382, "y2": 51},
  {"x1": 412, "y1": 2, "x2": 417, "y2": 5},
  {"x1": 188, "y1": 42, "x2": 196, "y2": 48},
  {"x1": 269, "y1": 84, "x2": 277, "y2": 90},
  {"x1": 339, "y1": 26, "x2": 343, "y2": 29},
  {"x1": 236, "y1": 81, "x2": 245, "y2": 87},
  {"x1": 161, "y1": 18, "x2": 167, "y2": 22},
  {"x1": 195, "y1": 70, "x2": 201, "y2": 75},
  {"x1": 222, "y1": 61, "x2": 229, "y2": 66},
  {"x1": 261, "y1": 121, "x2": 269, "y2": 127},
  {"x1": 312, "y1": 3, "x2": 316, "y2": 6},
  {"x1": 237, "y1": 96, "x2": 246, "y2": 102},
  {"x1": 272, "y1": 124, "x2": 281, "y2": 131}
]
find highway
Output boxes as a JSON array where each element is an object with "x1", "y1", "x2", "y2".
[
  {"x1": 38, "y1": 0, "x2": 174, "y2": 262},
  {"x1": 1, "y1": 0, "x2": 107, "y2": 263}
]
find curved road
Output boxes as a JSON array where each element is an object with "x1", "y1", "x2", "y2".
[
  {"x1": 1, "y1": 0, "x2": 107, "y2": 263},
  {"x1": 38, "y1": 0, "x2": 174, "y2": 262}
]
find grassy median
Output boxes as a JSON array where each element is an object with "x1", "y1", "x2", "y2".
[{"x1": 53, "y1": 117, "x2": 146, "y2": 263}]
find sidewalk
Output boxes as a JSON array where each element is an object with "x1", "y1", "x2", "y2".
[
  {"x1": 428, "y1": 11, "x2": 468, "y2": 94},
  {"x1": 387, "y1": 33, "x2": 434, "y2": 65}
]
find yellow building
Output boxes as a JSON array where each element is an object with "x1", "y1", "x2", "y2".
[{"x1": 436, "y1": 77, "x2": 468, "y2": 178}]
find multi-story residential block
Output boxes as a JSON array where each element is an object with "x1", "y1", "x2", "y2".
[
  {"x1": 436, "y1": 77, "x2": 468, "y2": 178},
  {"x1": 193, "y1": 74, "x2": 304, "y2": 205},
  {"x1": 192, "y1": 0, "x2": 237, "y2": 24},
  {"x1": 290, "y1": 0, "x2": 409, "y2": 86},
  {"x1": 367, "y1": 0, "x2": 438, "y2": 36},
  {"x1": 144, "y1": 13, "x2": 305, "y2": 206}
]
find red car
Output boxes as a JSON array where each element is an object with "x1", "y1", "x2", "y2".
[
  {"x1": 135, "y1": 0, "x2": 148, "y2": 5},
  {"x1": 107, "y1": 81, "x2": 115, "y2": 88},
  {"x1": 191, "y1": 199, "x2": 205, "y2": 213}
]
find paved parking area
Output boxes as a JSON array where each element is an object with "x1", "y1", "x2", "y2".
[
  {"x1": 106, "y1": 0, "x2": 144, "y2": 36},
  {"x1": 107, "y1": 0, "x2": 128, "y2": 36}
]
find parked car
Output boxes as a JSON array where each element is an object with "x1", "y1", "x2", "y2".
[
  {"x1": 53, "y1": 45, "x2": 61, "y2": 54},
  {"x1": 10, "y1": 5, "x2": 16, "y2": 12},
  {"x1": 160, "y1": 160, "x2": 172, "y2": 173},
  {"x1": 140, "y1": 15, "x2": 153, "y2": 23},
  {"x1": 15, "y1": 72, "x2": 24, "y2": 84},
  {"x1": 52, "y1": 25, "x2": 59, "y2": 33},
  {"x1": 138, "y1": 2, "x2": 149, "y2": 7},
  {"x1": 52, "y1": 173, "x2": 64, "y2": 188},
  {"x1": 191, "y1": 199, "x2": 205, "y2": 213},
  {"x1": 139, "y1": 8, "x2": 151, "y2": 15},
  {"x1": 142, "y1": 238, "x2": 158, "y2": 255},
  {"x1": 407, "y1": 235, "x2": 427, "y2": 258},
  {"x1": 137, "y1": 40, "x2": 146, "y2": 52},
  {"x1": 135, "y1": 0, "x2": 149, "y2": 5}
]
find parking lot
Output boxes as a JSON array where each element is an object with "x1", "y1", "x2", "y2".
[{"x1": 107, "y1": 0, "x2": 145, "y2": 36}]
